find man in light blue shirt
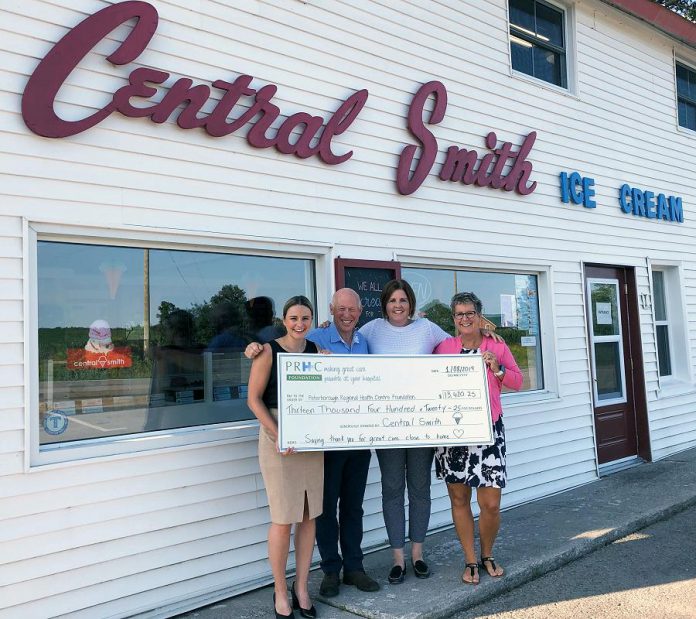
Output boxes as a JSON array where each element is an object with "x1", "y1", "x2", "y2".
[
  {"x1": 307, "y1": 289, "x2": 379, "y2": 596},
  {"x1": 246, "y1": 288, "x2": 379, "y2": 597}
]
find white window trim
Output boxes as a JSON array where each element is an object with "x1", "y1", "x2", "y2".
[
  {"x1": 650, "y1": 262, "x2": 692, "y2": 393},
  {"x1": 396, "y1": 252, "x2": 559, "y2": 405},
  {"x1": 24, "y1": 219, "x2": 334, "y2": 469},
  {"x1": 506, "y1": 0, "x2": 579, "y2": 96}
]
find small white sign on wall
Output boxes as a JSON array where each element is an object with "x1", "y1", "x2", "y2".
[
  {"x1": 596, "y1": 302, "x2": 612, "y2": 325},
  {"x1": 520, "y1": 336, "x2": 536, "y2": 347}
]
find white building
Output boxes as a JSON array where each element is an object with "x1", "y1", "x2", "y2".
[{"x1": 1, "y1": 0, "x2": 695, "y2": 616}]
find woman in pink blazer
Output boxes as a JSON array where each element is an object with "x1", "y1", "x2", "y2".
[{"x1": 434, "y1": 292, "x2": 522, "y2": 585}]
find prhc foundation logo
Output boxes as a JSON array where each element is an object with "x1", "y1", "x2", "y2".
[{"x1": 285, "y1": 360, "x2": 323, "y2": 382}]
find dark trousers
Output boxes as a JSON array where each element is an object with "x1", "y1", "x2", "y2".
[{"x1": 316, "y1": 449, "x2": 372, "y2": 574}]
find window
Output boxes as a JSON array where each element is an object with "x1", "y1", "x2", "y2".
[
  {"x1": 652, "y1": 270, "x2": 672, "y2": 377},
  {"x1": 37, "y1": 241, "x2": 315, "y2": 448},
  {"x1": 509, "y1": 0, "x2": 567, "y2": 88},
  {"x1": 650, "y1": 266, "x2": 690, "y2": 387},
  {"x1": 677, "y1": 62, "x2": 696, "y2": 131},
  {"x1": 587, "y1": 279, "x2": 626, "y2": 403},
  {"x1": 402, "y1": 266, "x2": 543, "y2": 392}
]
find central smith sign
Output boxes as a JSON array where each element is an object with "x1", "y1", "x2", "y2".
[{"x1": 21, "y1": 1, "x2": 538, "y2": 197}]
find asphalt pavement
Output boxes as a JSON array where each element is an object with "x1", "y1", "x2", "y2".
[
  {"x1": 176, "y1": 446, "x2": 696, "y2": 619},
  {"x1": 455, "y1": 504, "x2": 696, "y2": 618}
]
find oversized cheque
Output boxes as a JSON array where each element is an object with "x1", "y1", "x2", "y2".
[{"x1": 277, "y1": 354, "x2": 493, "y2": 451}]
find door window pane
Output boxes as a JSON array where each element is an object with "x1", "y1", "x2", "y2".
[
  {"x1": 595, "y1": 342, "x2": 623, "y2": 400},
  {"x1": 38, "y1": 241, "x2": 315, "y2": 446},
  {"x1": 591, "y1": 283, "x2": 620, "y2": 337},
  {"x1": 402, "y1": 267, "x2": 543, "y2": 392}
]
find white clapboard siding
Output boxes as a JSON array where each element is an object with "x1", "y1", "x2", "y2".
[
  {"x1": 1, "y1": 0, "x2": 696, "y2": 615},
  {"x1": 0, "y1": 212, "x2": 24, "y2": 481}
]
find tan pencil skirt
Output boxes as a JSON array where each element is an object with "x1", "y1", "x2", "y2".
[{"x1": 258, "y1": 409, "x2": 324, "y2": 524}]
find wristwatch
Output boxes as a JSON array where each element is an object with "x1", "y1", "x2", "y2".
[{"x1": 495, "y1": 365, "x2": 505, "y2": 379}]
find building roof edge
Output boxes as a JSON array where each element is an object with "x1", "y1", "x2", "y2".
[{"x1": 599, "y1": 0, "x2": 696, "y2": 48}]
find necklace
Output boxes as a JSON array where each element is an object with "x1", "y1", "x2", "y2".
[{"x1": 459, "y1": 335, "x2": 482, "y2": 350}]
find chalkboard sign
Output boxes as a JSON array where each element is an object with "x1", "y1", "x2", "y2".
[{"x1": 335, "y1": 259, "x2": 401, "y2": 327}]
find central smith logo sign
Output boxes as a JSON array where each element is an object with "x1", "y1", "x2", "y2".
[{"x1": 21, "y1": 1, "x2": 538, "y2": 197}]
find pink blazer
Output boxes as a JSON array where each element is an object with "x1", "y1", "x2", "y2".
[{"x1": 434, "y1": 336, "x2": 523, "y2": 422}]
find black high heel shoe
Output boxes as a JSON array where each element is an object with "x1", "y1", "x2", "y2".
[
  {"x1": 291, "y1": 581, "x2": 317, "y2": 618},
  {"x1": 273, "y1": 593, "x2": 295, "y2": 618}
]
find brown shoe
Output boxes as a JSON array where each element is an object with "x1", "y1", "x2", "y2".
[{"x1": 343, "y1": 570, "x2": 380, "y2": 592}]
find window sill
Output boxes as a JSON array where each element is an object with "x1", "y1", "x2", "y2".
[
  {"x1": 655, "y1": 379, "x2": 696, "y2": 401},
  {"x1": 510, "y1": 69, "x2": 578, "y2": 99},
  {"x1": 677, "y1": 124, "x2": 696, "y2": 138},
  {"x1": 30, "y1": 421, "x2": 260, "y2": 470}
]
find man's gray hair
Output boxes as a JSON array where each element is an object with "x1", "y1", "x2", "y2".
[{"x1": 450, "y1": 291, "x2": 482, "y2": 314}]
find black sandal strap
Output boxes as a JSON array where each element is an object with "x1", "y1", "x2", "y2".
[
  {"x1": 463, "y1": 563, "x2": 478, "y2": 581},
  {"x1": 480, "y1": 556, "x2": 497, "y2": 571}
]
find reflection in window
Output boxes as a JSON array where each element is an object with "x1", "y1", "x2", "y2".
[
  {"x1": 37, "y1": 242, "x2": 315, "y2": 446},
  {"x1": 594, "y1": 342, "x2": 623, "y2": 400},
  {"x1": 402, "y1": 267, "x2": 543, "y2": 392},
  {"x1": 677, "y1": 62, "x2": 696, "y2": 131},
  {"x1": 509, "y1": 0, "x2": 567, "y2": 88}
]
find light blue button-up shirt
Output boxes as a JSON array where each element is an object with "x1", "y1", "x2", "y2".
[{"x1": 306, "y1": 321, "x2": 368, "y2": 354}]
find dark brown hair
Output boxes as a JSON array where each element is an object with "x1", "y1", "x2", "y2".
[
  {"x1": 380, "y1": 279, "x2": 416, "y2": 319},
  {"x1": 282, "y1": 295, "x2": 314, "y2": 318}
]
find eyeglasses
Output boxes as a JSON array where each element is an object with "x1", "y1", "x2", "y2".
[{"x1": 453, "y1": 311, "x2": 478, "y2": 320}]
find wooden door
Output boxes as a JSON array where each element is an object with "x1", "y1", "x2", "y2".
[{"x1": 585, "y1": 265, "x2": 638, "y2": 464}]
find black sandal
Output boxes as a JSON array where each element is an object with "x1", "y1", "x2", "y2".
[
  {"x1": 480, "y1": 556, "x2": 503, "y2": 577},
  {"x1": 462, "y1": 563, "x2": 479, "y2": 585}
]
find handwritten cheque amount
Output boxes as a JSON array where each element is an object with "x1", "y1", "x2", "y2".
[{"x1": 277, "y1": 354, "x2": 493, "y2": 451}]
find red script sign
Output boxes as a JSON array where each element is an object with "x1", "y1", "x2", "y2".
[{"x1": 22, "y1": 1, "x2": 368, "y2": 165}]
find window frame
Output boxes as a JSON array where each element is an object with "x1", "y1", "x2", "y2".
[
  {"x1": 25, "y1": 220, "x2": 332, "y2": 468},
  {"x1": 675, "y1": 58, "x2": 696, "y2": 133},
  {"x1": 586, "y1": 278, "x2": 628, "y2": 406},
  {"x1": 649, "y1": 263, "x2": 691, "y2": 393},
  {"x1": 507, "y1": 0, "x2": 577, "y2": 94},
  {"x1": 396, "y1": 253, "x2": 558, "y2": 408}
]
